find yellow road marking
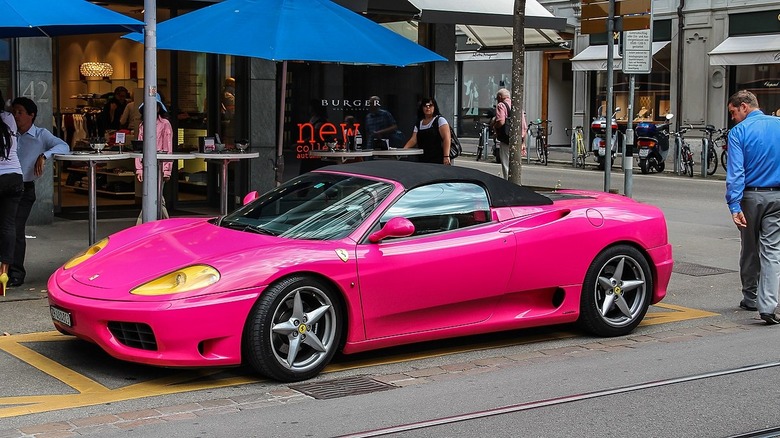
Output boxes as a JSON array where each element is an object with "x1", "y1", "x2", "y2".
[{"x1": 0, "y1": 303, "x2": 716, "y2": 418}]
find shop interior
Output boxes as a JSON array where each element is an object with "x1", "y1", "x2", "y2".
[{"x1": 52, "y1": 7, "x2": 247, "y2": 217}]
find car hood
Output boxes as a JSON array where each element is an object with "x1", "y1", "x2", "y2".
[{"x1": 60, "y1": 218, "x2": 339, "y2": 301}]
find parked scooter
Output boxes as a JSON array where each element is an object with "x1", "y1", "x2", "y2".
[
  {"x1": 636, "y1": 113, "x2": 674, "y2": 174},
  {"x1": 590, "y1": 106, "x2": 621, "y2": 170}
]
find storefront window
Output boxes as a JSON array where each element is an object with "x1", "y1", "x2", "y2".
[
  {"x1": 459, "y1": 59, "x2": 511, "y2": 137},
  {"x1": 734, "y1": 64, "x2": 780, "y2": 118},
  {"x1": 594, "y1": 70, "x2": 672, "y2": 124}
]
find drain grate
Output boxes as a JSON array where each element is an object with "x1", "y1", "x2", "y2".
[
  {"x1": 290, "y1": 376, "x2": 396, "y2": 400},
  {"x1": 673, "y1": 261, "x2": 736, "y2": 277}
]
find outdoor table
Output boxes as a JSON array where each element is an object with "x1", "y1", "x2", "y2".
[
  {"x1": 309, "y1": 150, "x2": 373, "y2": 163},
  {"x1": 192, "y1": 152, "x2": 259, "y2": 215},
  {"x1": 54, "y1": 151, "x2": 131, "y2": 245},
  {"x1": 129, "y1": 152, "x2": 195, "y2": 220},
  {"x1": 371, "y1": 148, "x2": 423, "y2": 159}
]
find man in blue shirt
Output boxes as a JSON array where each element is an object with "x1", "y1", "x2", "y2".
[
  {"x1": 725, "y1": 90, "x2": 780, "y2": 324},
  {"x1": 8, "y1": 97, "x2": 69, "y2": 287},
  {"x1": 364, "y1": 96, "x2": 400, "y2": 149}
]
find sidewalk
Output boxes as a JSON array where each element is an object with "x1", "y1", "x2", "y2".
[{"x1": 1, "y1": 218, "x2": 137, "y2": 303}]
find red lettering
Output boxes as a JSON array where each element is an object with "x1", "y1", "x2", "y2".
[
  {"x1": 319, "y1": 123, "x2": 337, "y2": 141},
  {"x1": 297, "y1": 123, "x2": 315, "y2": 142}
]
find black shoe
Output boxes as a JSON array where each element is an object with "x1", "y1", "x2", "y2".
[
  {"x1": 760, "y1": 313, "x2": 780, "y2": 325},
  {"x1": 7, "y1": 277, "x2": 23, "y2": 287},
  {"x1": 740, "y1": 300, "x2": 758, "y2": 311}
]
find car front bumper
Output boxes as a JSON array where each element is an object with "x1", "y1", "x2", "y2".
[{"x1": 47, "y1": 274, "x2": 262, "y2": 368}]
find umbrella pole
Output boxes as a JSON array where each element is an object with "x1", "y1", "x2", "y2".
[{"x1": 275, "y1": 60, "x2": 288, "y2": 186}]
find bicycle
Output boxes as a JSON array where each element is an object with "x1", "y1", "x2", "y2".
[
  {"x1": 700, "y1": 125, "x2": 729, "y2": 175},
  {"x1": 673, "y1": 125, "x2": 694, "y2": 177},
  {"x1": 528, "y1": 119, "x2": 552, "y2": 166},
  {"x1": 717, "y1": 128, "x2": 729, "y2": 171},
  {"x1": 566, "y1": 126, "x2": 586, "y2": 168},
  {"x1": 475, "y1": 121, "x2": 490, "y2": 161}
]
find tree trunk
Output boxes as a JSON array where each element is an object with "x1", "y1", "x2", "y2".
[{"x1": 508, "y1": 0, "x2": 526, "y2": 184}]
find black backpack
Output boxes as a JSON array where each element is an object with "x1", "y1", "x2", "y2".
[{"x1": 495, "y1": 102, "x2": 512, "y2": 144}]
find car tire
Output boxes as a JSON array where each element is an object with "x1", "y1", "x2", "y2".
[
  {"x1": 578, "y1": 245, "x2": 652, "y2": 337},
  {"x1": 244, "y1": 276, "x2": 342, "y2": 382}
]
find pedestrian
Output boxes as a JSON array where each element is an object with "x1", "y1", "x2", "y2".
[
  {"x1": 402, "y1": 97, "x2": 452, "y2": 165},
  {"x1": 98, "y1": 86, "x2": 129, "y2": 136},
  {"x1": 725, "y1": 90, "x2": 780, "y2": 325},
  {"x1": 135, "y1": 93, "x2": 172, "y2": 223},
  {"x1": 0, "y1": 90, "x2": 23, "y2": 295},
  {"x1": 364, "y1": 96, "x2": 402, "y2": 149},
  {"x1": 8, "y1": 97, "x2": 70, "y2": 288},
  {"x1": 492, "y1": 88, "x2": 527, "y2": 179}
]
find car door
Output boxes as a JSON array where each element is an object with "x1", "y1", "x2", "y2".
[{"x1": 356, "y1": 182, "x2": 516, "y2": 340}]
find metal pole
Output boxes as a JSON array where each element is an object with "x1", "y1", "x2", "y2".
[
  {"x1": 604, "y1": 0, "x2": 615, "y2": 192},
  {"x1": 141, "y1": 0, "x2": 159, "y2": 223},
  {"x1": 624, "y1": 74, "x2": 635, "y2": 197}
]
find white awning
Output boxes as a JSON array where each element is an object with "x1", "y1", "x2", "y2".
[
  {"x1": 458, "y1": 24, "x2": 564, "y2": 49},
  {"x1": 408, "y1": 0, "x2": 566, "y2": 30},
  {"x1": 709, "y1": 34, "x2": 780, "y2": 65},
  {"x1": 571, "y1": 42, "x2": 670, "y2": 71}
]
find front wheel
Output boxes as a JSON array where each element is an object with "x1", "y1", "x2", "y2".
[
  {"x1": 706, "y1": 147, "x2": 718, "y2": 175},
  {"x1": 575, "y1": 155, "x2": 585, "y2": 168},
  {"x1": 244, "y1": 276, "x2": 342, "y2": 382},
  {"x1": 686, "y1": 152, "x2": 694, "y2": 177},
  {"x1": 578, "y1": 245, "x2": 653, "y2": 337},
  {"x1": 535, "y1": 138, "x2": 544, "y2": 163}
]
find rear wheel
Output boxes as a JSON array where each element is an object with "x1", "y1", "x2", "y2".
[
  {"x1": 244, "y1": 276, "x2": 342, "y2": 382},
  {"x1": 639, "y1": 159, "x2": 649, "y2": 174},
  {"x1": 578, "y1": 245, "x2": 652, "y2": 337},
  {"x1": 720, "y1": 150, "x2": 728, "y2": 170},
  {"x1": 706, "y1": 145, "x2": 718, "y2": 175},
  {"x1": 575, "y1": 155, "x2": 585, "y2": 168}
]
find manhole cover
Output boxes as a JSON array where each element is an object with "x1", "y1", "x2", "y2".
[
  {"x1": 673, "y1": 261, "x2": 736, "y2": 277},
  {"x1": 290, "y1": 376, "x2": 396, "y2": 400}
]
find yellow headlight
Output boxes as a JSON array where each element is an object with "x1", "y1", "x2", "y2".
[
  {"x1": 130, "y1": 265, "x2": 220, "y2": 296},
  {"x1": 63, "y1": 238, "x2": 109, "y2": 270}
]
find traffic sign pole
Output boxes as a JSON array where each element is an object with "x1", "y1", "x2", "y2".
[{"x1": 604, "y1": 0, "x2": 615, "y2": 192}]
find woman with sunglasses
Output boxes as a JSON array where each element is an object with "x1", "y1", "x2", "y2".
[{"x1": 403, "y1": 97, "x2": 452, "y2": 165}]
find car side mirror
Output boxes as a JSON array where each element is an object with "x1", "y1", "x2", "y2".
[
  {"x1": 242, "y1": 191, "x2": 259, "y2": 205},
  {"x1": 368, "y1": 217, "x2": 415, "y2": 243}
]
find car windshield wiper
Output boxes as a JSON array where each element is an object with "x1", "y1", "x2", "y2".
[{"x1": 242, "y1": 224, "x2": 278, "y2": 236}]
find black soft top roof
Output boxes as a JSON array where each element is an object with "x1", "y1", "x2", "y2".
[{"x1": 319, "y1": 161, "x2": 552, "y2": 207}]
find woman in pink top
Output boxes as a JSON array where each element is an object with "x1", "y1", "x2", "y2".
[{"x1": 135, "y1": 94, "x2": 172, "y2": 222}]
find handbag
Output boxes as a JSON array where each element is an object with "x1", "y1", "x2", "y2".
[{"x1": 448, "y1": 125, "x2": 462, "y2": 159}]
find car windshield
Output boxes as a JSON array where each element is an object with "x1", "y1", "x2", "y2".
[{"x1": 220, "y1": 172, "x2": 394, "y2": 240}]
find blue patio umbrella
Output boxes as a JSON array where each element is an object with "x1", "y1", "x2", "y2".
[
  {"x1": 123, "y1": 0, "x2": 445, "y2": 66},
  {"x1": 123, "y1": 0, "x2": 446, "y2": 182},
  {"x1": 0, "y1": 0, "x2": 144, "y2": 38}
]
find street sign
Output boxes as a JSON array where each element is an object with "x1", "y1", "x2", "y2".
[
  {"x1": 622, "y1": 29, "x2": 652, "y2": 74},
  {"x1": 581, "y1": 0, "x2": 652, "y2": 35}
]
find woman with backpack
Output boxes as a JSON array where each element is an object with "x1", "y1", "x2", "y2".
[{"x1": 402, "y1": 97, "x2": 452, "y2": 165}]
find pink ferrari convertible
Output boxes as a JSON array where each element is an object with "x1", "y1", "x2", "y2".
[{"x1": 48, "y1": 161, "x2": 672, "y2": 382}]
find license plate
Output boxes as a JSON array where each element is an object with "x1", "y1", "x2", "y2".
[
  {"x1": 638, "y1": 149, "x2": 649, "y2": 158},
  {"x1": 50, "y1": 306, "x2": 72, "y2": 327},
  {"x1": 598, "y1": 146, "x2": 606, "y2": 156}
]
